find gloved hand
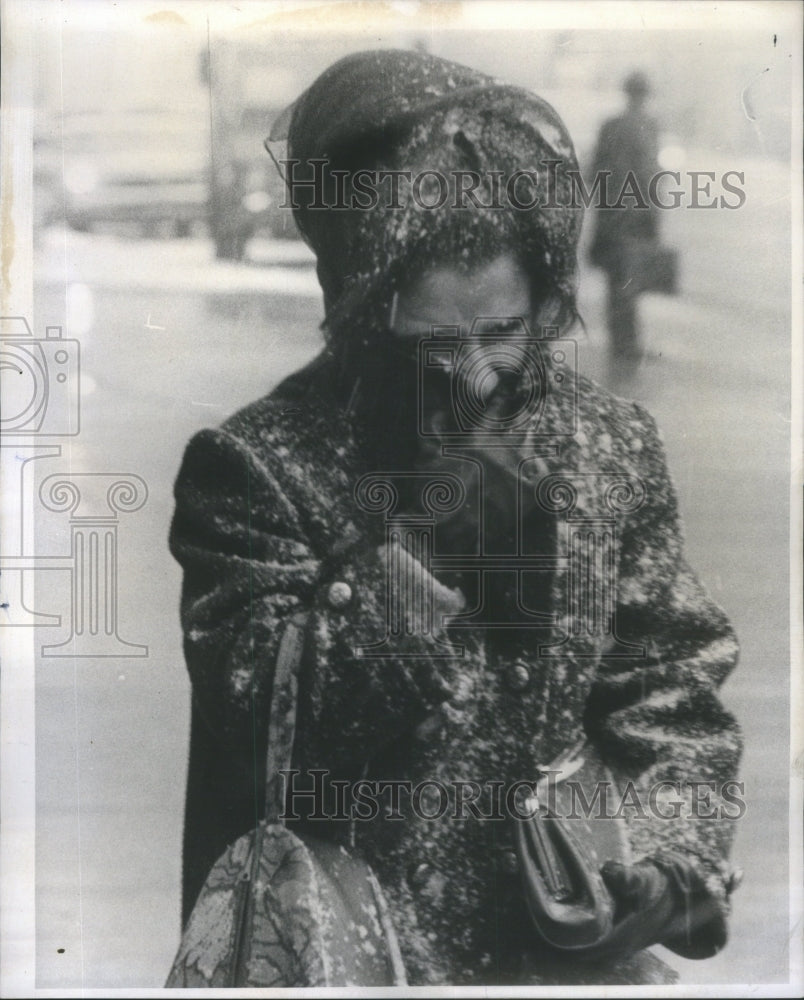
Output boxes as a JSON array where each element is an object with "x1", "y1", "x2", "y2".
[
  {"x1": 414, "y1": 419, "x2": 545, "y2": 560},
  {"x1": 578, "y1": 860, "x2": 679, "y2": 962},
  {"x1": 365, "y1": 337, "x2": 547, "y2": 555},
  {"x1": 579, "y1": 856, "x2": 727, "y2": 963}
]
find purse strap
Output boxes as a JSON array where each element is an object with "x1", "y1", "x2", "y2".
[
  {"x1": 264, "y1": 610, "x2": 309, "y2": 825},
  {"x1": 260, "y1": 608, "x2": 408, "y2": 985}
]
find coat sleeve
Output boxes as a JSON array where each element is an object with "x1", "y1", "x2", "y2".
[
  {"x1": 169, "y1": 424, "x2": 472, "y2": 776},
  {"x1": 583, "y1": 404, "x2": 743, "y2": 958}
]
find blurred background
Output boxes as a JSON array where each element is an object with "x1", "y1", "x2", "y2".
[{"x1": 20, "y1": 0, "x2": 795, "y2": 989}]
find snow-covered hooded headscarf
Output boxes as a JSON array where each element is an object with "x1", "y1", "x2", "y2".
[{"x1": 269, "y1": 48, "x2": 583, "y2": 352}]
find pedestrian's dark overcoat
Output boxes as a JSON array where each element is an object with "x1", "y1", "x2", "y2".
[{"x1": 589, "y1": 107, "x2": 661, "y2": 270}]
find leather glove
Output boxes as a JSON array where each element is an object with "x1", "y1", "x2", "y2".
[
  {"x1": 366, "y1": 339, "x2": 545, "y2": 554},
  {"x1": 516, "y1": 807, "x2": 730, "y2": 965},
  {"x1": 577, "y1": 860, "x2": 679, "y2": 962},
  {"x1": 577, "y1": 856, "x2": 727, "y2": 963},
  {"x1": 415, "y1": 424, "x2": 545, "y2": 559}
]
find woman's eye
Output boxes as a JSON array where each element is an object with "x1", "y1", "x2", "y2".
[{"x1": 473, "y1": 318, "x2": 526, "y2": 337}]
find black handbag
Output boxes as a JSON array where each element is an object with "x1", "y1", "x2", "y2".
[
  {"x1": 166, "y1": 612, "x2": 407, "y2": 987},
  {"x1": 513, "y1": 741, "x2": 623, "y2": 953}
]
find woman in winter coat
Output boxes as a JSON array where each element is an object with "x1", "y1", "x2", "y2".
[{"x1": 169, "y1": 49, "x2": 743, "y2": 986}]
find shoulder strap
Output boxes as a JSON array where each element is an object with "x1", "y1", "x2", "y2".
[{"x1": 264, "y1": 610, "x2": 309, "y2": 824}]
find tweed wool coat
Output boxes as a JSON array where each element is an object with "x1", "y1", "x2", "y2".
[{"x1": 170, "y1": 349, "x2": 742, "y2": 985}]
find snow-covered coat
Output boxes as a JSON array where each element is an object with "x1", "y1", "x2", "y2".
[{"x1": 169, "y1": 349, "x2": 742, "y2": 985}]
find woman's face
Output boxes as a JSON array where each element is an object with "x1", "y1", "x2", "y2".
[
  {"x1": 390, "y1": 252, "x2": 535, "y2": 412},
  {"x1": 391, "y1": 252, "x2": 532, "y2": 341},
  {"x1": 385, "y1": 252, "x2": 536, "y2": 541}
]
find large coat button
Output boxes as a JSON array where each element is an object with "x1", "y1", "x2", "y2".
[
  {"x1": 409, "y1": 863, "x2": 432, "y2": 889},
  {"x1": 500, "y1": 850, "x2": 519, "y2": 875},
  {"x1": 506, "y1": 659, "x2": 530, "y2": 692},
  {"x1": 327, "y1": 581, "x2": 352, "y2": 609},
  {"x1": 409, "y1": 863, "x2": 446, "y2": 901}
]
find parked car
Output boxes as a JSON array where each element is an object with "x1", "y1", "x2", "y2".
[
  {"x1": 203, "y1": 32, "x2": 423, "y2": 259},
  {"x1": 49, "y1": 108, "x2": 209, "y2": 237}
]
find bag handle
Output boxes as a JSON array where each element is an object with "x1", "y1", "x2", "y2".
[
  {"x1": 264, "y1": 610, "x2": 309, "y2": 824},
  {"x1": 261, "y1": 609, "x2": 408, "y2": 985}
]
